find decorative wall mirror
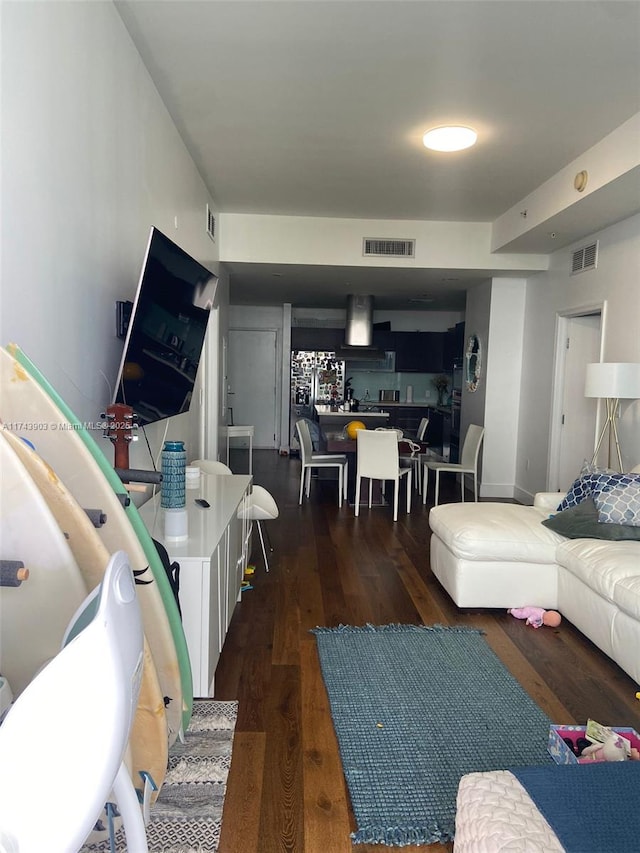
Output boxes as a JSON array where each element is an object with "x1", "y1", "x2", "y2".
[{"x1": 465, "y1": 334, "x2": 482, "y2": 392}]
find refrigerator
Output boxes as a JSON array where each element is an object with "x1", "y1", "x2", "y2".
[{"x1": 290, "y1": 350, "x2": 345, "y2": 448}]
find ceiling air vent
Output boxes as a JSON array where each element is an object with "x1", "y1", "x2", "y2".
[
  {"x1": 571, "y1": 241, "x2": 598, "y2": 275},
  {"x1": 206, "y1": 204, "x2": 216, "y2": 242},
  {"x1": 363, "y1": 238, "x2": 415, "y2": 258}
]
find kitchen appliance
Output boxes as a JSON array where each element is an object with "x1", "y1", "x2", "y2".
[
  {"x1": 290, "y1": 350, "x2": 345, "y2": 446},
  {"x1": 379, "y1": 389, "x2": 400, "y2": 402}
]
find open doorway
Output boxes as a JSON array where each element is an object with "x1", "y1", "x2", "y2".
[{"x1": 548, "y1": 306, "x2": 605, "y2": 491}]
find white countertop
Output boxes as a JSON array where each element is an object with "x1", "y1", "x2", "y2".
[
  {"x1": 138, "y1": 473, "x2": 252, "y2": 558},
  {"x1": 315, "y1": 405, "x2": 389, "y2": 418}
]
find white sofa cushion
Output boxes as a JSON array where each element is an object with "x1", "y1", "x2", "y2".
[
  {"x1": 429, "y1": 503, "x2": 564, "y2": 564},
  {"x1": 556, "y1": 539, "x2": 640, "y2": 620}
]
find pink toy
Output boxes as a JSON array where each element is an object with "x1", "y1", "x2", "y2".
[{"x1": 507, "y1": 606, "x2": 562, "y2": 628}]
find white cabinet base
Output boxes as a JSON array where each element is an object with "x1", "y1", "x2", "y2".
[{"x1": 139, "y1": 474, "x2": 251, "y2": 697}]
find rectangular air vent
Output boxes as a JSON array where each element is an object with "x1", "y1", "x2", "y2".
[
  {"x1": 363, "y1": 238, "x2": 415, "y2": 258},
  {"x1": 571, "y1": 241, "x2": 598, "y2": 274},
  {"x1": 206, "y1": 204, "x2": 216, "y2": 241}
]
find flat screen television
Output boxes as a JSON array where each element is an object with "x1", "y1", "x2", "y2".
[{"x1": 113, "y1": 227, "x2": 218, "y2": 425}]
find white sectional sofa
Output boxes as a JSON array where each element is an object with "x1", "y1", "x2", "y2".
[{"x1": 429, "y1": 476, "x2": 640, "y2": 685}]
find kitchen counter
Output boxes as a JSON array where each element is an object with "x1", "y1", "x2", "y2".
[
  {"x1": 315, "y1": 405, "x2": 390, "y2": 418},
  {"x1": 374, "y1": 401, "x2": 431, "y2": 408},
  {"x1": 315, "y1": 405, "x2": 390, "y2": 431}
]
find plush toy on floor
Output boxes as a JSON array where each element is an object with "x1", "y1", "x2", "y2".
[{"x1": 507, "y1": 606, "x2": 562, "y2": 628}]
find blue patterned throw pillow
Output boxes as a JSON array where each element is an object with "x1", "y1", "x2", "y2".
[
  {"x1": 592, "y1": 474, "x2": 640, "y2": 527},
  {"x1": 556, "y1": 462, "x2": 617, "y2": 512},
  {"x1": 557, "y1": 472, "x2": 600, "y2": 511}
]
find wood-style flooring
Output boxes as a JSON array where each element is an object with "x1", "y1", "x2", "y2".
[{"x1": 215, "y1": 450, "x2": 640, "y2": 853}]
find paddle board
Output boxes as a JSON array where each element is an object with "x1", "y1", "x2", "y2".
[
  {"x1": 1, "y1": 343, "x2": 192, "y2": 737},
  {"x1": 3, "y1": 429, "x2": 168, "y2": 801},
  {"x1": 0, "y1": 431, "x2": 87, "y2": 696}
]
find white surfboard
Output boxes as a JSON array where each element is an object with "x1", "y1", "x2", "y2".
[
  {"x1": 3, "y1": 430, "x2": 169, "y2": 801},
  {"x1": 0, "y1": 431, "x2": 87, "y2": 696},
  {"x1": 0, "y1": 345, "x2": 184, "y2": 744}
]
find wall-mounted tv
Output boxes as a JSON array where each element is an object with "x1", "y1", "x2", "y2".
[{"x1": 113, "y1": 227, "x2": 218, "y2": 425}]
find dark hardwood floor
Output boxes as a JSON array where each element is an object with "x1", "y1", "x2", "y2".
[{"x1": 215, "y1": 450, "x2": 640, "y2": 853}]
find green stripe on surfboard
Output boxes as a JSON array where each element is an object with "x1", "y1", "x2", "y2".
[{"x1": 9, "y1": 343, "x2": 193, "y2": 729}]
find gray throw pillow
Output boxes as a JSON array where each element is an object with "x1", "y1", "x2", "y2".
[{"x1": 542, "y1": 498, "x2": 640, "y2": 541}]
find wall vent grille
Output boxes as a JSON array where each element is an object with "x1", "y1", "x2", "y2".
[
  {"x1": 571, "y1": 241, "x2": 598, "y2": 274},
  {"x1": 206, "y1": 204, "x2": 216, "y2": 241},
  {"x1": 363, "y1": 238, "x2": 415, "y2": 258}
]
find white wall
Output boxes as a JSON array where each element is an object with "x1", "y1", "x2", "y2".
[
  {"x1": 1, "y1": 2, "x2": 224, "y2": 473},
  {"x1": 221, "y1": 213, "x2": 548, "y2": 275},
  {"x1": 483, "y1": 279, "x2": 526, "y2": 497},
  {"x1": 516, "y1": 213, "x2": 640, "y2": 498}
]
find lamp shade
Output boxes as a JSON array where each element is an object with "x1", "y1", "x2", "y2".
[{"x1": 584, "y1": 363, "x2": 640, "y2": 399}]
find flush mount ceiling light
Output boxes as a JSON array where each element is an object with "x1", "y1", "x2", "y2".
[{"x1": 423, "y1": 126, "x2": 477, "y2": 152}]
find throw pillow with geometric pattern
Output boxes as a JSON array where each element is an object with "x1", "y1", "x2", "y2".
[
  {"x1": 592, "y1": 475, "x2": 640, "y2": 526},
  {"x1": 556, "y1": 461, "x2": 617, "y2": 512}
]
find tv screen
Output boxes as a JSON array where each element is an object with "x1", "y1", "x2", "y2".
[{"x1": 113, "y1": 227, "x2": 218, "y2": 425}]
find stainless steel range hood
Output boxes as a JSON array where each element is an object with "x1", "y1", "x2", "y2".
[{"x1": 335, "y1": 295, "x2": 385, "y2": 360}]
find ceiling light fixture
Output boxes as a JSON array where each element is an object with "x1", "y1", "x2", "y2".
[{"x1": 423, "y1": 126, "x2": 477, "y2": 152}]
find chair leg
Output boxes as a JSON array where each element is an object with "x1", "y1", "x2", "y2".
[
  {"x1": 337, "y1": 466, "x2": 343, "y2": 508},
  {"x1": 299, "y1": 468, "x2": 305, "y2": 505},
  {"x1": 354, "y1": 475, "x2": 361, "y2": 516},
  {"x1": 368, "y1": 478, "x2": 373, "y2": 509},
  {"x1": 461, "y1": 472, "x2": 465, "y2": 502},
  {"x1": 474, "y1": 473, "x2": 479, "y2": 502},
  {"x1": 406, "y1": 470, "x2": 412, "y2": 514},
  {"x1": 343, "y1": 463, "x2": 348, "y2": 500},
  {"x1": 434, "y1": 470, "x2": 440, "y2": 506},
  {"x1": 423, "y1": 466, "x2": 429, "y2": 505},
  {"x1": 256, "y1": 520, "x2": 269, "y2": 572},
  {"x1": 393, "y1": 479, "x2": 399, "y2": 522}
]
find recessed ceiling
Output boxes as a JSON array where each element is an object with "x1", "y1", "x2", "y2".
[{"x1": 115, "y1": 0, "x2": 640, "y2": 309}]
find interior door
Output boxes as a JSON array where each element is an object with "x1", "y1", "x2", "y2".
[
  {"x1": 228, "y1": 329, "x2": 278, "y2": 448},
  {"x1": 557, "y1": 314, "x2": 602, "y2": 489}
]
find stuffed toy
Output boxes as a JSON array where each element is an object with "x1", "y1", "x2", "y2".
[{"x1": 507, "y1": 606, "x2": 562, "y2": 628}]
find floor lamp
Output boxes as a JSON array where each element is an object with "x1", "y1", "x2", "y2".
[{"x1": 584, "y1": 362, "x2": 640, "y2": 472}]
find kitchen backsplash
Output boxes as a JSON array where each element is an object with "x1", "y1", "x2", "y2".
[{"x1": 346, "y1": 371, "x2": 453, "y2": 404}]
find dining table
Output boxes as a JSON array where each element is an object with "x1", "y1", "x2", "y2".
[{"x1": 324, "y1": 433, "x2": 431, "y2": 506}]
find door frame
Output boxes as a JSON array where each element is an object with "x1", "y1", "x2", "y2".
[{"x1": 547, "y1": 300, "x2": 607, "y2": 490}]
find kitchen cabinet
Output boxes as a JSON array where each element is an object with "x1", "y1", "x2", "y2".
[
  {"x1": 138, "y1": 473, "x2": 252, "y2": 697},
  {"x1": 424, "y1": 406, "x2": 452, "y2": 461},
  {"x1": 443, "y1": 322, "x2": 466, "y2": 370},
  {"x1": 383, "y1": 406, "x2": 425, "y2": 434},
  {"x1": 291, "y1": 327, "x2": 345, "y2": 352},
  {"x1": 393, "y1": 332, "x2": 444, "y2": 372}
]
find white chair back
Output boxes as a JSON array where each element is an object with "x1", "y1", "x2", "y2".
[
  {"x1": 248, "y1": 485, "x2": 280, "y2": 520},
  {"x1": 191, "y1": 458, "x2": 232, "y2": 475},
  {"x1": 460, "y1": 424, "x2": 485, "y2": 469},
  {"x1": 295, "y1": 420, "x2": 314, "y2": 464},
  {"x1": 357, "y1": 429, "x2": 400, "y2": 480},
  {"x1": 417, "y1": 417, "x2": 429, "y2": 441},
  {"x1": 375, "y1": 426, "x2": 404, "y2": 439},
  {"x1": 0, "y1": 551, "x2": 145, "y2": 853}
]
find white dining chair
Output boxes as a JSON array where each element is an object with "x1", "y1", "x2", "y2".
[
  {"x1": 296, "y1": 419, "x2": 348, "y2": 507},
  {"x1": 193, "y1": 458, "x2": 278, "y2": 571},
  {"x1": 355, "y1": 429, "x2": 411, "y2": 522},
  {"x1": 422, "y1": 424, "x2": 485, "y2": 507},
  {"x1": 237, "y1": 485, "x2": 279, "y2": 572},
  {"x1": 190, "y1": 458, "x2": 233, "y2": 475},
  {"x1": 412, "y1": 416, "x2": 430, "y2": 494}
]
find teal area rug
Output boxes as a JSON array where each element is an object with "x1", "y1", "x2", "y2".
[{"x1": 312, "y1": 624, "x2": 553, "y2": 846}]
